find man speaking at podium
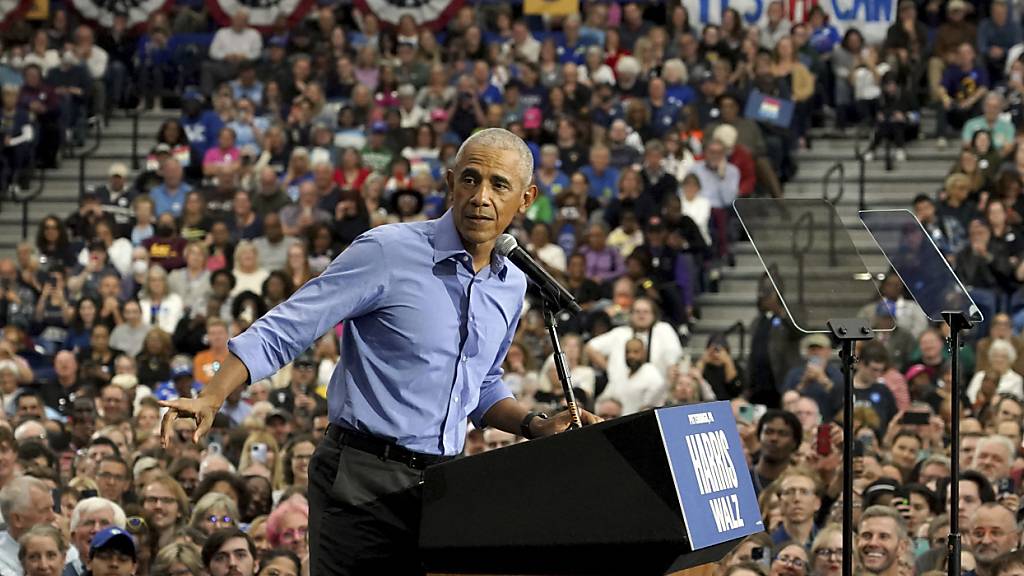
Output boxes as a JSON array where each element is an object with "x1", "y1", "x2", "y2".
[{"x1": 158, "y1": 128, "x2": 598, "y2": 575}]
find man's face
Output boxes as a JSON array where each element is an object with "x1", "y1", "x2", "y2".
[
  {"x1": 142, "y1": 483, "x2": 180, "y2": 529},
  {"x1": 163, "y1": 161, "x2": 182, "y2": 186},
  {"x1": 90, "y1": 550, "x2": 136, "y2": 576},
  {"x1": 997, "y1": 397, "x2": 1024, "y2": 424},
  {"x1": 792, "y1": 399, "x2": 819, "y2": 432},
  {"x1": 969, "y1": 505, "x2": 1017, "y2": 563},
  {"x1": 891, "y1": 436, "x2": 921, "y2": 471},
  {"x1": 98, "y1": 461, "x2": 130, "y2": 503},
  {"x1": 625, "y1": 340, "x2": 646, "y2": 371},
  {"x1": 312, "y1": 415, "x2": 329, "y2": 442},
  {"x1": 293, "y1": 363, "x2": 316, "y2": 387},
  {"x1": 919, "y1": 462, "x2": 949, "y2": 486},
  {"x1": 857, "y1": 516, "x2": 905, "y2": 574},
  {"x1": 997, "y1": 415, "x2": 1023, "y2": 447},
  {"x1": 962, "y1": 435, "x2": 981, "y2": 469},
  {"x1": 0, "y1": 261, "x2": 16, "y2": 282},
  {"x1": 446, "y1": 143, "x2": 536, "y2": 252},
  {"x1": 914, "y1": 200, "x2": 936, "y2": 224},
  {"x1": 955, "y1": 480, "x2": 982, "y2": 526},
  {"x1": 759, "y1": 417, "x2": 797, "y2": 460},
  {"x1": 780, "y1": 475, "x2": 819, "y2": 524},
  {"x1": 208, "y1": 325, "x2": 229, "y2": 350},
  {"x1": 73, "y1": 507, "x2": 115, "y2": 555},
  {"x1": 13, "y1": 486, "x2": 55, "y2": 536},
  {"x1": 629, "y1": 301, "x2": 655, "y2": 331},
  {"x1": 16, "y1": 396, "x2": 43, "y2": 424},
  {"x1": 208, "y1": 536, "x2": 255, "y2": 576},
  {"x1": 972, "y1": 441, "x2": 1011, "y2": 483},
  {"x1": 101, "y1": 387, "x2": 129, "y2": 423},
  {"x1": 959, "y1": 43, "x2": 975, "y2": 68},
  {"x1": 705, "y1": 142, "x2": 725, "y2": 167}
]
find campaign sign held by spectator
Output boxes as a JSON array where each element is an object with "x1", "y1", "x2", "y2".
[{"x1": 656, "y1": 402, "x2": 762, "y2": 550}]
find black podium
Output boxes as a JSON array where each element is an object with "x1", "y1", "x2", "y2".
[{"x1": 420, "y1": 403, "x2": 761, "y2": 575}]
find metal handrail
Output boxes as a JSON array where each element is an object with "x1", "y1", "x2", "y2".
[
  {"x1": 854, "y1": 141, "x2": 878, "y2": 212},
  {"x1": 10, "y1": 167, "x2": 48, "y2": 239},
  {"x1": 129, "y1": 108, "x2": 141, "y2": 170},
  {"x1": 78, "y1": 119, "x2": 104, "y2": 196},
  {"x1": 722, "y1": 320, "x2": 747, "y2": 360},
  {"x1": 822, "y1": 161, "x2": 845, "y2": 204},
  {"x1": 791, "y1": 210, "x2": 814, "y2": 309}
]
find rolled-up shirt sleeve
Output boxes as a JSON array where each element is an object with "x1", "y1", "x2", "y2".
[
  {"x1": 469, "y1": 300, "x2": 521, "y2": 427},
  {"x1": 229, "y1": 233, "x2": 389, "y2": 382}
]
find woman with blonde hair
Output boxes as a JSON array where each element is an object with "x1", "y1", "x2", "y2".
[
  {"x1": 18, "y1": 524, "x2": 66, "y2": 576},
  {"x1": 773, "y1": 35, "x2": 816, "y2": 147},
  {"x1": 139, "y1": 265, "x2": 184, "y2": 333},
  {"x1": 810, "y1": 523, "x2": 843, "y2": 576},
  {"x1": 188, "y1": 491, "x2": 240, "y2": 535},
  {"x1": 248, "y1": 514, "x2": 271, "y2": 555},
  {"x1": 167, "y1": 242, "x2": 212, "y2": 312},
  {"x1": 231, "y1": 241, "x2": 269, "y2": 297},
  {"x1": 284, "y1": 242, "x2": 314, "y2": 290},
  {"x1": 238, "y1": 431, "x2": 281, "y2": 484},
  {"x1": 149, "y1": 542, "x2": 203, "y2": 576}
]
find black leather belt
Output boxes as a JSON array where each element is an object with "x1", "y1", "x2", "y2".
[{"x1": 326, "y1": 424, "x2": 454, "y2": 470}]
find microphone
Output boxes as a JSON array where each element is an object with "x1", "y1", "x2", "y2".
[{"x1": 494, "y1": 234, "x2": 582, "y2": 314}]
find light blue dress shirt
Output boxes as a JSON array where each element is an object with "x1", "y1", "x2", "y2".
[{"x1": 229, "y1": 210, "x2": 524, "y2": 455}]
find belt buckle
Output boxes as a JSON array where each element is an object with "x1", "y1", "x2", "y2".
[{"x1": 408, "y1": 453, "x2": 421, "y2": 469}]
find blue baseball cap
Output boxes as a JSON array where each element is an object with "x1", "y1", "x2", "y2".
[
  {"x1": 268, "y1": 35, "x2": 288, "y2": 48},
  {"x1": 182, "y1": 87, "x2": 204, "y2": 103},
  {"x1": 371, "y1": 120, "x2": 388, "y2": 133},
  {"x1": 170, "y1": 362, "x2": 193, "y2": 379},
  {"x1": 91, "y1": 527, "x2": 136, "y2": 560}
]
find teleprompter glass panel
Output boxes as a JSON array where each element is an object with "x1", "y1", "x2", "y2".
[
  {"x1": 733, "y1": 198, "x2": 892, "y2": 334},
  {"x1": 859, "y1": 209, "x2": 981, "y2": 323}
]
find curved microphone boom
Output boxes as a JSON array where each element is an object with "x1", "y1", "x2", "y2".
[{"x1": 494, "y1": 234, "x2": 582, "y2": 315}]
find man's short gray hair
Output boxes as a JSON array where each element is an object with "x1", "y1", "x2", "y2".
[
  {"x1": 0, "y1": 476, "x2": 49, "y2": 521},
  {"x1": 454, "y1": 128, "x2": 533, "y2": 190},
  {"x1": 69, "y1": 497, "x2": 127, "y2": 532},
  {"x1": 976, "y1": 434, "x2": 1016, "y2": 460},
  {"x1": 859, "y1": 505, "x2": 908, "y2": 541}
]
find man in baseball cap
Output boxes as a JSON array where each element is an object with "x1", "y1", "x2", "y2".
[{"x1": 90, "y1": 526, "x2": 136, "y2": 576}]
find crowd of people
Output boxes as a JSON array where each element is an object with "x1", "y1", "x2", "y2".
[{"x1": 0, "y1": 0, "x2": 1023, "y2": 575}]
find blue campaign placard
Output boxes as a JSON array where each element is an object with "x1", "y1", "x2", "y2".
[{"x1": 656, "y1": 402, "x2": 763, "y2": 550}]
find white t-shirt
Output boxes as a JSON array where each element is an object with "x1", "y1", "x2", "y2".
[
  {"x1": 599, "y1": 363, "x2": 666, "y2": 415},
  {"x1": 529, "y1": 242, "x2": 567, "y2": 273},
  {"x1": 587, "y1": 322, "x2": 683, "y2": 385},
  {"x1": 966, "y1": 370, "x2": 1024, "y2": 403},
  {"x1": 209, "y1": 27, "x2": 263, "y2": 61},
  {"x1": 681, "y1": 194, "x2": 712, "y2": 245}
]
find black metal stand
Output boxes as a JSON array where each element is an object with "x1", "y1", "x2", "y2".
[
  {"x1": 943, "y1": 311, "x2": 972, "y2": 576},
  {"x1": 827, "y1": 318, "x2": 874, "y2": 576},
  {"x1": 542, "y1": 301, "x2": 583, "y2": 430}
]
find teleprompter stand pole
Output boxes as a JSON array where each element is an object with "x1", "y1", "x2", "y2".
[
  {"x1": 542, "y1": 300, "x2": 583, "y2": 430},
  {"x1": 944, "y1": 311, "x2": 973, "y2": 576},
  {"x1": 826, "y1": 318, "x2": 874, "y2": 576}
]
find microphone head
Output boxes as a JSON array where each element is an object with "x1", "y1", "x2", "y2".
[{"x1": 494, "y1": 234, "x2": 518, "y2": 258}]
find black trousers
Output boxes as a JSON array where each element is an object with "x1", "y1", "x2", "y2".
[{"x1": 308, "y1": 432, "x2": 426, "y2": 575}]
